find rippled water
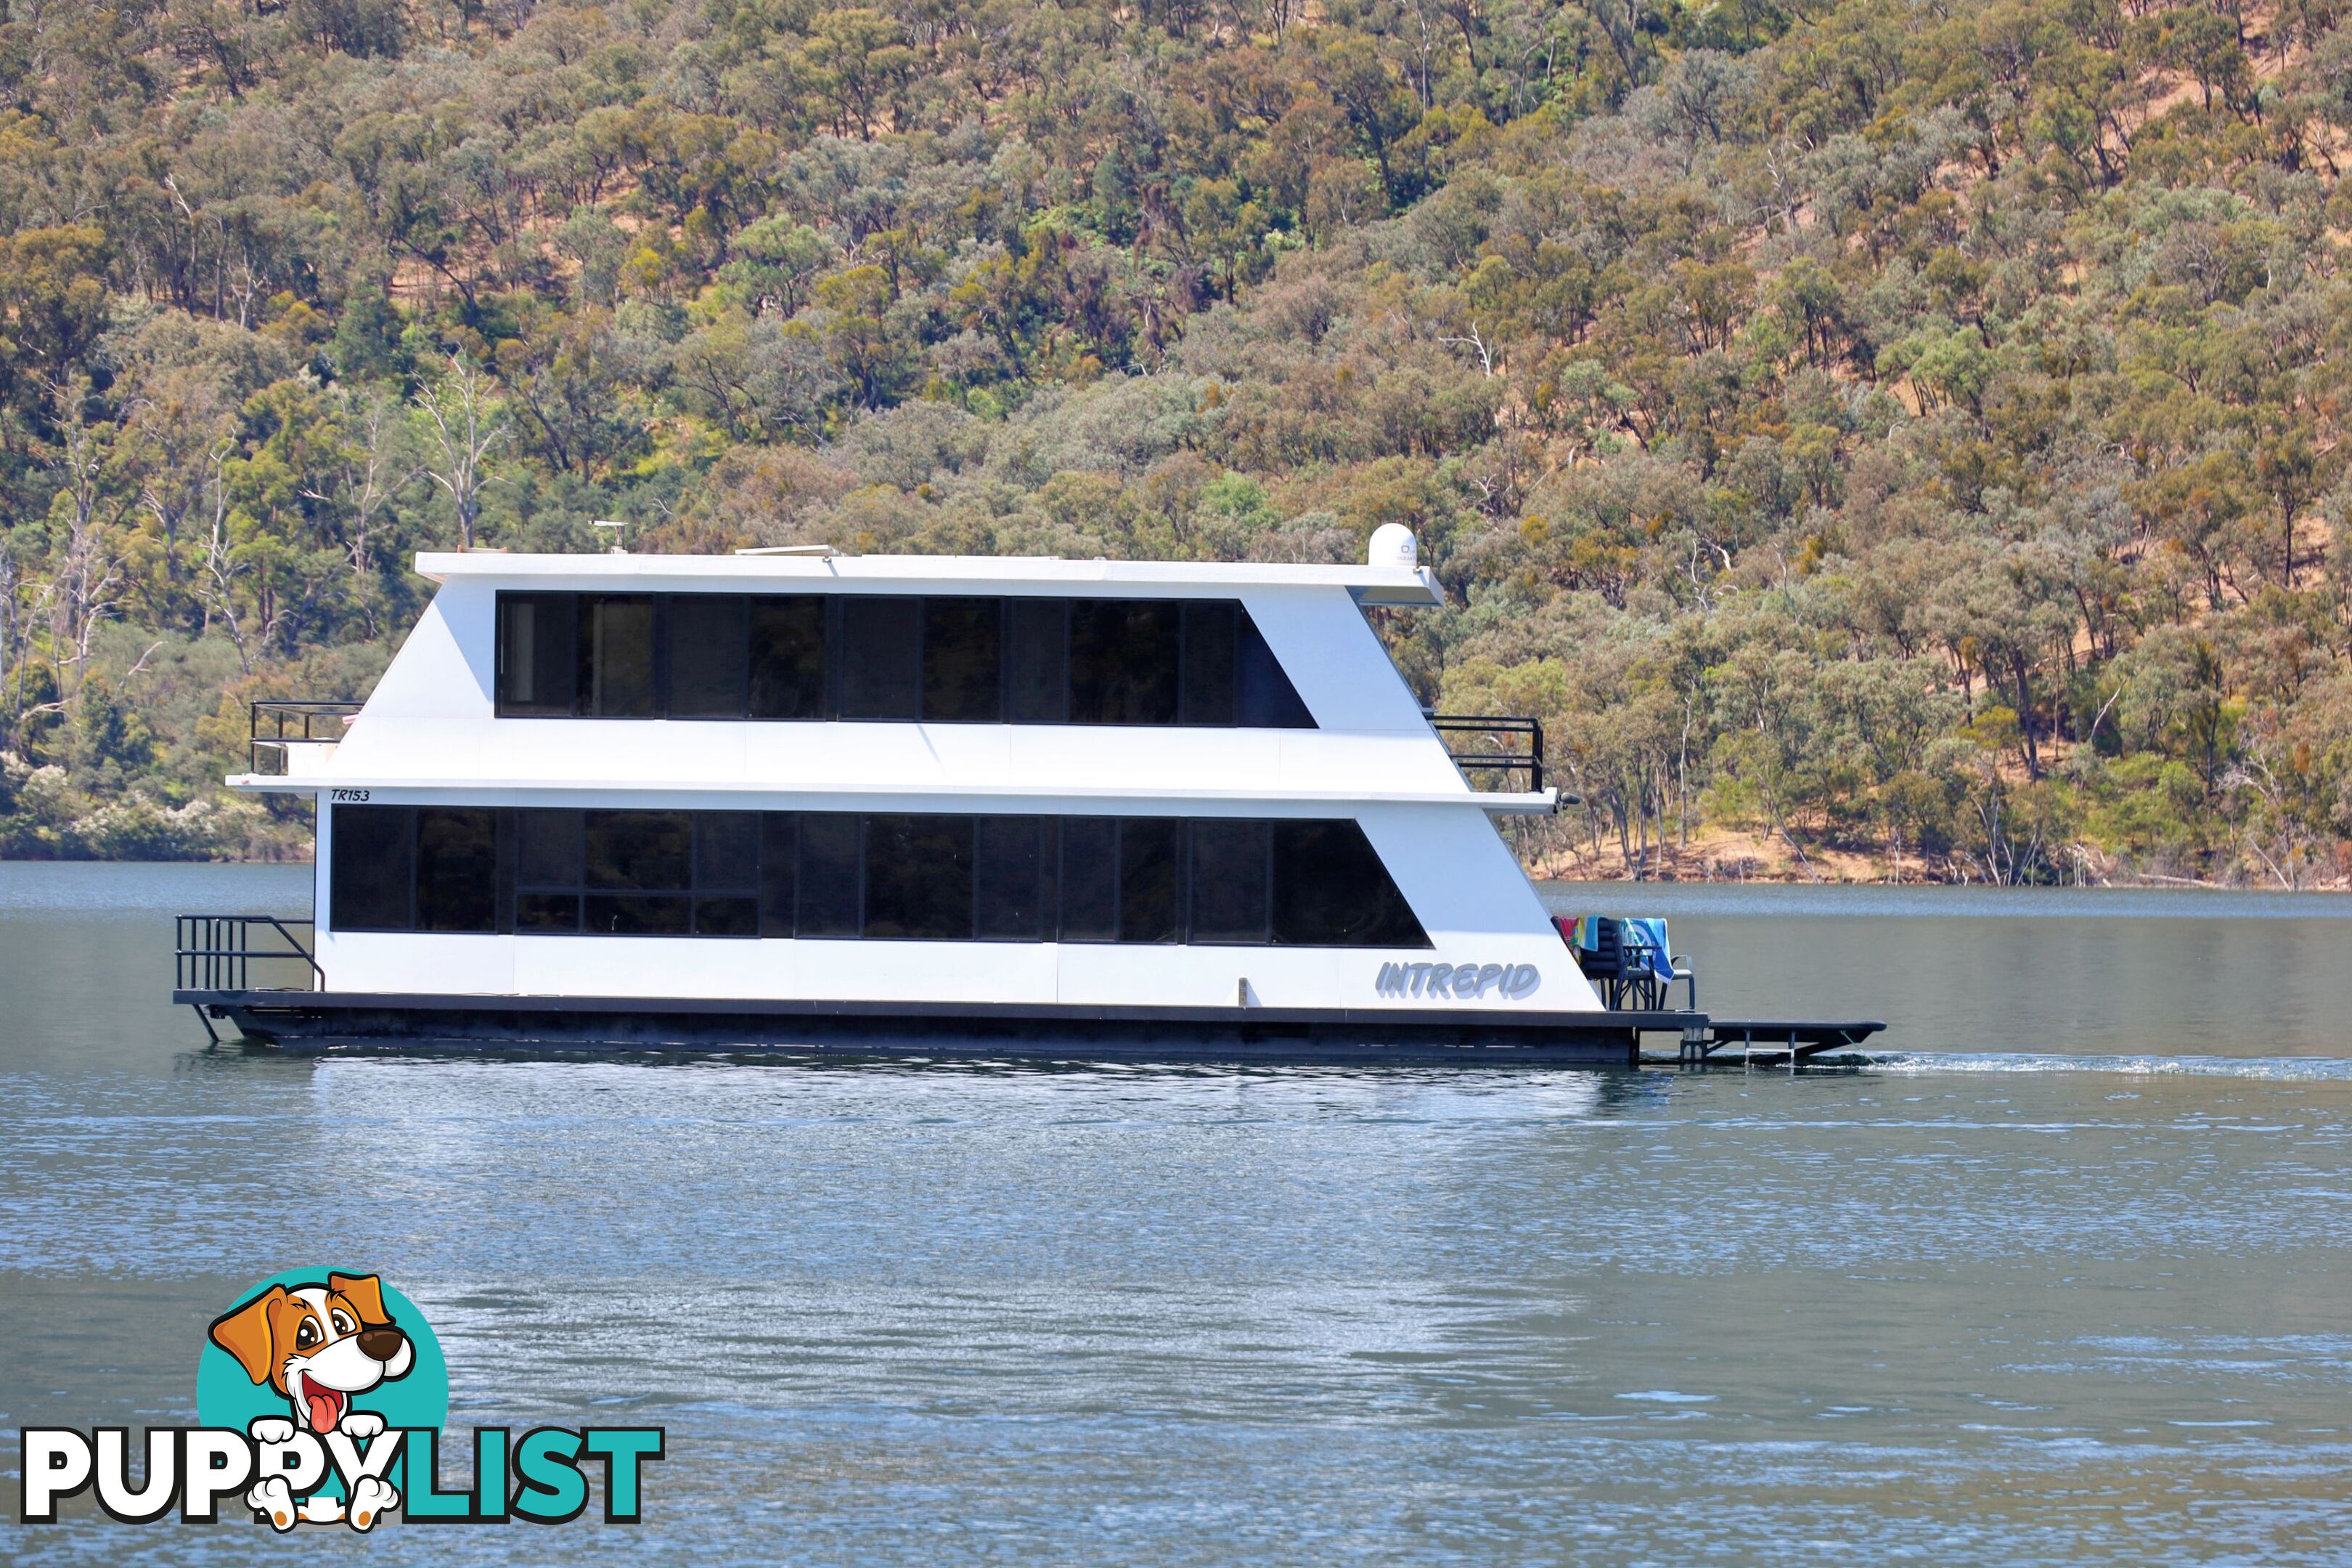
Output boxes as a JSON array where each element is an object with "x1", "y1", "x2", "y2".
[{"x1": 6, "y1": 863, "x2": 2352, "y2": 1564}]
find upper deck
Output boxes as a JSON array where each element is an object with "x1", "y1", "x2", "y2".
[
  {"x1": 414, "y1": 547, "x2": 1447, "y2": 602},
  {"x1": 236, "y1": 546, "x2": 1553, "y2": 814}
]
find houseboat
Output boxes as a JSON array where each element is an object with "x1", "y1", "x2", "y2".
[{"x1": 173, "y1": 528, "x2": 1879, "y2": 1064}]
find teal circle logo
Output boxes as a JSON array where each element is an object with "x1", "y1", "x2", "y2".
[{"x1": 197, "y1": 1270, "x2": 448, "y2": 1442}]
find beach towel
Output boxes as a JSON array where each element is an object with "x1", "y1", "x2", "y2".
[
  {"x1": 1620, "y1": 918, "x2": 1675, "y2": 984},
  {"x1": 1559, "y1": 915, "x2": 1675, "y2": 983}
]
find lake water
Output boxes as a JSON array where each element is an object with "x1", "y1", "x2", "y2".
[{"x1": 6, "y1": 862, "x2": 2352, "y2": 1564}]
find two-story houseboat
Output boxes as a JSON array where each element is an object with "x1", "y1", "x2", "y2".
[{"x1": 174, "y1": 529, "x2": 1875, "y2": 1063}]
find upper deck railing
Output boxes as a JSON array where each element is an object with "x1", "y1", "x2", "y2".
[
  {"x1": 249, "y1": 700, "x2": 363, "y2": 775},
  {"x1": 1426, "y1": 713, "x2": 1544, "y2": 795}
]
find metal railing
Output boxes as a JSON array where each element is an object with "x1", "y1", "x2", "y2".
[
  {"x1": 1426, "y1": 713, "x2": 1545, "y2": 794},
  {"x1": 250, "y1": 700, "x2": 363, "y2": 775},
  {"x1": 175, "y1": 915, "x2": 323, "y2": 992}
]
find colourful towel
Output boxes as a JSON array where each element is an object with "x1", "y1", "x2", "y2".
[
  {"x1": 1621, "y1": 917, "x2": 1675, "y2": 983},
  {"x1": 1557, "y1": 915, "x2": 1675, "y2": 981}
]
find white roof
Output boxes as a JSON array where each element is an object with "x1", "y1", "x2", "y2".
[{"x1": 414, "y1": 551, "x2": 1445, "y2": 606}]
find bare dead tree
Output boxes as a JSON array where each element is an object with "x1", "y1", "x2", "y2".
[
  {"x1": 1440, "y1": 321, "x2": 1498, "y2": 376},
  {"x1": 415, "y1": 354, "x2": 507, "y2": 550},
  {"x1": 46, "y1": 400, "x2": 128, "y2": 696},
  {"x1": 195, "y1": 442, "x2": 253, "y2": 674},
  {"x1": 303, "y1": 387, "x2": 417, "y2": 634}
]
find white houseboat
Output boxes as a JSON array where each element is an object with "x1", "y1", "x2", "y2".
[{"x1": 173, "y1": 528, "x2": 1879, "y2": 1064}]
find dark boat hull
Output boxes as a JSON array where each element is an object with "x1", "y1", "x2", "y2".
[{"x1": 174, "y1": 989, "x2": 1688, "y2": 1065}]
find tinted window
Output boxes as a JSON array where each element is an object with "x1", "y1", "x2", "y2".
[
  {"x1": 495, "y1": 592, "x2": 1315, "y2": 728},
  {"x1": 1273, "y1": 820, "x2": 1426, "y2": 947},
  {"x1": 416, "y1": 807, "x2": 499, "y2": 932},
  {"x1": 515, "y1": 893, "x2": 580, "y2": 932},
  {"x1": 1189, "y1": 819, "x2": 1270, "y2": 943},
  {"x1": 1070, "y1": 601, "x2": 1180, "y2": 724},
  {"x1": 1005, "y1": 600, "x2": 1069, "y2": 722},
  {"x1": 1236, "y1": 611, "x2": 1312, "y2": 728},
  {"x1": 585, "y1": 894, "x2": 690, "y2": 935},
  {"x1": 669, "y1": 595, "x2": 748, "y2": 718},
  {"x1": 515, "y1": 809, "x2": 582, "y2": 933},
  {"x1": 1180, "y1": 602, "x2": 1237, "y2": 726},
  {"x1": 839, "y1": 597, "x2": 921, "y2": 719},
  {"x1": 923, "y1": 599, "x2": 1003, "y2": 722},
  {"x1": 518, "y1": 808, "x2": 582, "y2": 888},
  {"x1": 585, "y1": 811, "x2": 690, "y2": 891},
  {"x1": 1058, "y1": 817, "x2": 1119, "y2": 941},
  {"x1": 690, "y1": 811, "x2": 759, "y2": 936},
  {"x1": 975, "y1": 817, "x2": 1053, "y2": 940},
  {"x1": 748, "y1": 597, "x2": 826, "y2": 719},
  {"x1": 1118, "y1": 817, "x2": 1181, "y2": 944},
  {"x1": 335, "y1": 807, "x2": 1422, "y2": 947},
  {"x1": 694, "y1": 897, "x2": 759, "y2": 936},
  {"x1": 696, "y1": 812, "x2": 759, "y2": 889},
  {"x1": 497, "y1": 595, "x2": 576, "y2": 716},
  {"x1": 579, "y1": 596, "x2": 656, "y2": 717},
  {"x1": 865, "y1": 814, "x2": 974, "y2": 939},
  {"x1": 330, "y1": 805, "x2": 412, "y2": 931},
  {"x1": 758, "y1": 814, "x2": 798, "y2": 936},
  {"x1": 797, "y1": 814, "x2": 862, "y2": 936}
]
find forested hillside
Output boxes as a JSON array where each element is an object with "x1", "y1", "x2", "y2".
[{"x1": 2, "y1": 0, "x2": 2349, "y2": 880}]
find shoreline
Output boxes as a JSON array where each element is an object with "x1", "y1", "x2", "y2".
[{"x1": 8, "y1": 854, "x2": 2352, "y2": 897}]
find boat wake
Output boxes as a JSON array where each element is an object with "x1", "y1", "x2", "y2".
[{"x1": 1863, "y1": 1050, "x2": 2352, "y2": 1080}]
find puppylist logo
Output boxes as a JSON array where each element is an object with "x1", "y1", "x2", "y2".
[{"x1": 19, "y1": 1269, "x2": 664, "y2": 1530}]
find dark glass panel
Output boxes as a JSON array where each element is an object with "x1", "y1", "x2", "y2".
[
  {"x1": 1069, "y1": 601, "x2": 1180, "y2": 724},
  {"x1": 1236, "y1": 609, "x2": 1314, "y2": 728},
  {"x1": 517, "y1": 809, "x2": 583, "y2": 889},
  {"x1": 1058, "y1": 817, "x2": 1119, "y2": 941},
  {"x1": 579, "y1": 596, "x2": 658, "y2": 717},
  {"x1": 1005, "y1": 599, "x2": 1069, "y2": 722},
  {"x1": 838, "y1": 597, "x2": 921, "y2": 719},
  {"x1": 494, "y1": 808, "x2": 516, "y2": 934},
  {"x1": 496, "y1": 595, "x2": 576, "y2": 716},
  {"x1": 330, "y1": 805, "x2": 412, "y2": 931},
  {"x1": 693, "y1": 897, "x2": 759, "y2": 936},
  {"x1": 584, "y1": 894, "x2": 692, "y2": 935},
  {"x1": 1117, "y1": 817, "x2": 1181, "y2": 944},
  {"x1": 759, "y1": 814, "x2": 797, "y2": 937},
  {"x1": 516, "y1": 893, "x2": 581, "y2": 932},
  {"x1": 584, "y1": 811, "x2": 692, "y2": 891},
  {"x1": 1189, "y1": 819, "x2": 1270, "y2": 944},
  {"x1": 748, "y1": 597, "x2": 827, "y2": 719},
  {"x1": 1180, "y1": 602, "x2": 1237, "y2": 726},
  {"x1": 797, "y1": 814, "x2": 862, "y2": 936},
  {"x1": 667, "y1": 595, "x2": 748, "y2": 718},
  {"x1": 415, "y1": 807, "x2": 499, "y2": 933},
  {"x1": 923, "y1": 598, "x2": 1003, "y2": 722},
  {"x1": 975, "y1": 817, "x2": 1052, "y2": 940},
  {"x1": 864, "y1": 814, "x2": 975, "y2": 939},
  {"x1": 1272, "y1": 820, "x2": 1429, "y2": 947},
  {"x1": 695, "y1": 812, "x2": 760, "y2": 891}
]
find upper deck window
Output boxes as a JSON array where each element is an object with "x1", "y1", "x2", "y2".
[{"x1": 495, "y1": 592, "x2": 1313, "y2": 728}]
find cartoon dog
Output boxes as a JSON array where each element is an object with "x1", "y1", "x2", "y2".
[{"x1": 208, "y1": 1273, "x2": 412, "y2": 1530}]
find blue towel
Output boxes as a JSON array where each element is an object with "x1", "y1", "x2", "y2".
[{"x1": 1621, "y1": 918, "x2": 1675, "y2": 983}]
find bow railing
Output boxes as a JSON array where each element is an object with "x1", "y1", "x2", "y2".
[{"x1": 175, "y1": 915, "x2": 322, "y2": 992}]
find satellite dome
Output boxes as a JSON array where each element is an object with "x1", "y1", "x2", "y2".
[{"x1": 1367, "y1": 523, "x2": 1417, "y2": 569}]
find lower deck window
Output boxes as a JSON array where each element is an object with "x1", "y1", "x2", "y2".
[{"x1": 329, "y1": 806, "x2": 1429, "y2": 947}]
